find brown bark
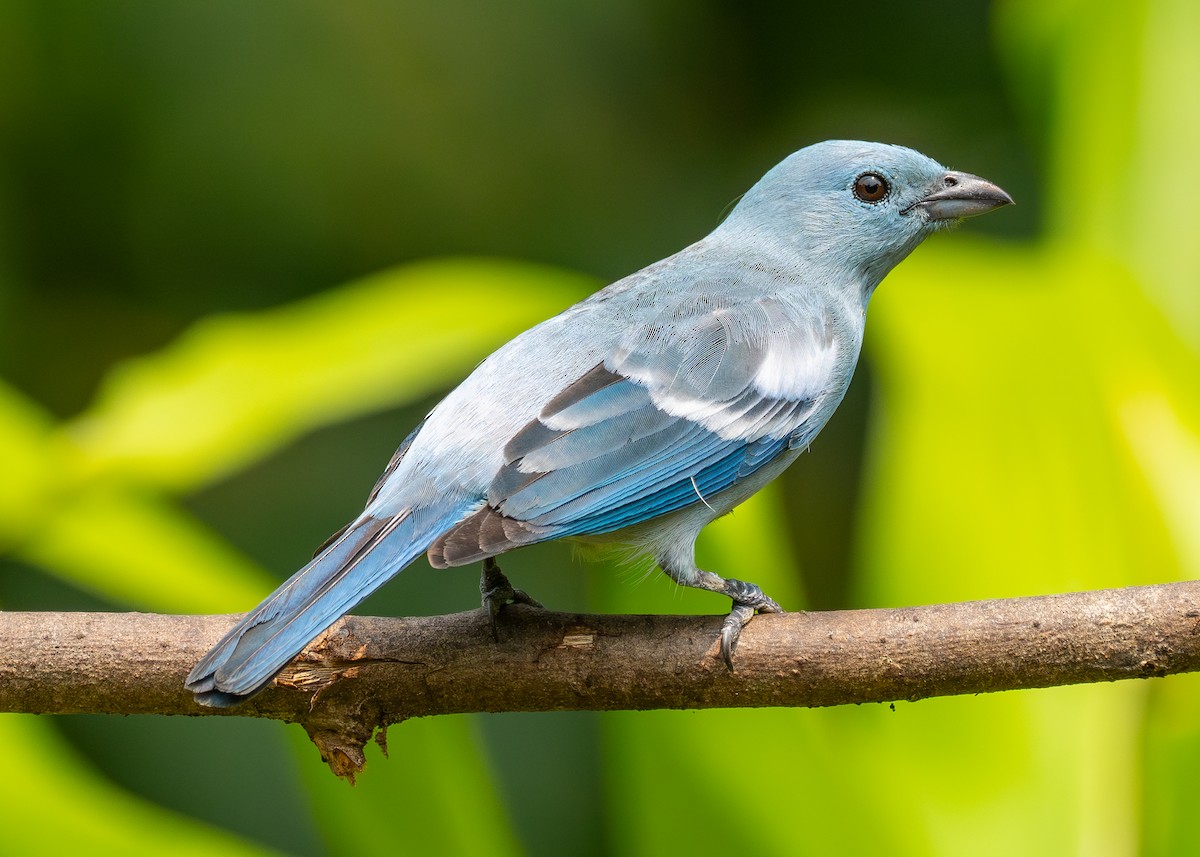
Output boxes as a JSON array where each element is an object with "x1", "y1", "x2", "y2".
[{"x1": 2, "y1": 581, "x2": 1198, "y2": 781}]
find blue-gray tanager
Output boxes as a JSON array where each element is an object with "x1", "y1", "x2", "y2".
[{"x1": 187, "y1": 140, "x2": 1011, "y2": 706}]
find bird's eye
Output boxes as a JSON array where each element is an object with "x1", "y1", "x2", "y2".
[{"x1": 853, "y1": 172, "x2": 889, "y2": 203}]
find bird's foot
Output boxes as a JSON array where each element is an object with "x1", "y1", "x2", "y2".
[
  {"x1": 480, "y1": 557, "x2": 543, "y2": 641},
  {"x1": 717, "y1": 578, "x2": 783, "y2": 671}
]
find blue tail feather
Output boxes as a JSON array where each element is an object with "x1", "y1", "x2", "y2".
[{"x1": 186, "y1": 500, "x2": 474, "y2": 706}]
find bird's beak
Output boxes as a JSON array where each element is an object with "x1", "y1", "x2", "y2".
[{"x1": 903, "y1": 171, "x2": 1014, "y2": 221}]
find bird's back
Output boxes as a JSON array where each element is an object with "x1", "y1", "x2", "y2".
[{"x1": 371, "y1": 232, "x2": 866, "y2": 530}]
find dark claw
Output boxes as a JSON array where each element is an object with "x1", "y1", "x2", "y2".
[
  {"x1": 720, "y1": 604, "x2": 756, "y2": 669},
  {"x1": 719, "y1": 578, "x2": 783, "y2": 671},
  {"x1": 480, "y1": 558, "x2": 543, "y2": 641}
]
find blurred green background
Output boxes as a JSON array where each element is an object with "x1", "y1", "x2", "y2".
[{"x1": 2, "y1": 1, "x2": 1199, "y2": 855}]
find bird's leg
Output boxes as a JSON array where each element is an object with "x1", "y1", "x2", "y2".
[
  {"x1": 678, "y1": 568, "x2": 784, "y2": 670},
  {"x1": 480, "y1": 557, "x2": 543, "y2": 641}
]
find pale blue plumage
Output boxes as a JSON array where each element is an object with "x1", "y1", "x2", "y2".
[{"x1": 187, "y1": 140, "x2": 1011, "y2": 705}]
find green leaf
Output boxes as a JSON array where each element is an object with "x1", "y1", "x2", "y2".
[
  {"x1": 850, "y1": 234, "x2": 1197, "y2": 852},
  {"x1": 66, "y1": 259, "x2": 594, "y2": 491},
  {"x1": 0, "y1": 381, "x2": 56, "y2": 547},
  {"x1": 997, "y1": 0, "x2": 1200, "y2": 346},
  {"x1": 0, "y1": 716, "x2": 283, "y2": 857},
  {"x1": 18, "y1": 485, "x2": 273, "y2": 612}
]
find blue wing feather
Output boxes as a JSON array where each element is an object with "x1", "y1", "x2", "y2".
[
  {"x1": 556, "y1": 432, "x2": 790, "y2": 535},
  {"x1": 517, "y1": 400, "x2": 677, "y2": 473},
  {"x1": 519, "y1": 420, "x2": 723, "y2": 524},
  {"x1": 492, "y1": 370, "x2": 804, "y2": 538}
]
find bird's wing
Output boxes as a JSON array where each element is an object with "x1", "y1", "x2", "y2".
[{"x1": 429, "y1": 291, "x2": 843, "y2": 566}]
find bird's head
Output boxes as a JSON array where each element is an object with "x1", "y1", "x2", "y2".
[{"x1": 721, "y1": 140, "x2": 1013, "y2": 295}]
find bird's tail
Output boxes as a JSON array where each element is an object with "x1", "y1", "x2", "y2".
[{"x1": 186, "y1": 500, "x2": 474, "y2": 707}]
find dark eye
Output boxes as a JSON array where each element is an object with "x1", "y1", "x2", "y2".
[{"x1": 853, "y1": 172, "x2": 889, "y2": 203}]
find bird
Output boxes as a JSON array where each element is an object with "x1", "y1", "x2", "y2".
[{"x1": 187, "y1": 140, "x2": 1012, "y2": 707}]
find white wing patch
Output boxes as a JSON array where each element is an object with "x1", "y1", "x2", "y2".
[
  {"x1": 612, "y1": 294, "x2": 845, "y2": 443},
  {"x1": 752, "y1": 322, "x2": 838, "y2": 400}
]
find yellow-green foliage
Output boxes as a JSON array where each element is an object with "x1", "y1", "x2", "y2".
[{"x1": 2, "y1": 2, "x2": 1199, "y2": 855}]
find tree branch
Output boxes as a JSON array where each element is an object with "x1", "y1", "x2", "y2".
[{"x1": 3, "y1": 581, "x2": 1198, "y2": 780}]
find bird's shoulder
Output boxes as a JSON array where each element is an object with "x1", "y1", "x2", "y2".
[{"x1": 601, "y1": 248, "x2": 860, "y2": 404}]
